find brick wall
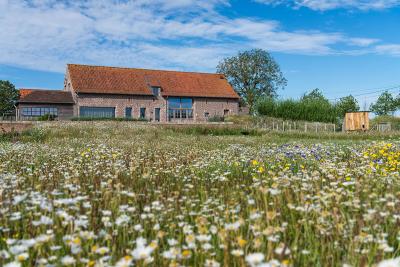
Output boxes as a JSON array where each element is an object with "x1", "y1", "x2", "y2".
[
  {"x1": 194, "y1": 98, "x2": 239, "y2": 121},
  {"x1": 0, "y1": 122, "x2": 33, "y2": 133},
  {"x1": 76, "y1": 93, "x2": 168, "y2": 122},
  {"x1": 239, "y1": 106, "x2": 250, "y2": 115},
  {"x1": 75, "y1": 94, "x2": 239, "y2": 122}
]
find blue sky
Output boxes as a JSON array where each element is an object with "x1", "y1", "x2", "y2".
[{"x1": 1, "y1": 0, "x2": 399, "y2": 107}]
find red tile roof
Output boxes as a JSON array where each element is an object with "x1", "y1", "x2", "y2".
[
  {"x1": 67, "y1": 64, "x2": 239, "y2": 99},
  {"x1": 18, "y1": 89, "x2": 74, "y2": 104}
]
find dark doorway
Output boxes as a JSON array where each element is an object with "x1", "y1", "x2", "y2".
[{"x1": 155, "y1": 108, "x2": 160, "y2": 122}]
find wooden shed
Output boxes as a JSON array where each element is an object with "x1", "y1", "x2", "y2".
[{"x1": 343, "y1": 112, "x2": 370, "y2": 131}]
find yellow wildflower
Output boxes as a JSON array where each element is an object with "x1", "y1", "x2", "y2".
[{"x1": 237, "y1": 236, "x2": 247, "y2": 248}]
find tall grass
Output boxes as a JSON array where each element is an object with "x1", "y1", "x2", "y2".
[{"x1": 256, "y1": 97, "x2": 337, "y2": 123}]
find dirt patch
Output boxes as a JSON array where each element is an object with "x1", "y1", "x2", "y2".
[{"x1": 0, "y1": 122, "x2": 34, "y2": 134}]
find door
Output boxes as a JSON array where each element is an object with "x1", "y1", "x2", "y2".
[
  {"x1": 155, "y1": 108, "x2": 160, "y2": 122},
  {"x1": 125, "y1": 107, "x2": 132, "y2": 118},
  {"x1": 139, "y1": 108, "x2": 146, "y2": 119}
]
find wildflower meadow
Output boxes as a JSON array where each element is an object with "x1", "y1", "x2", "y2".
[{"x1": 0, "y1": 122, "x2": 399, "y2": 267}]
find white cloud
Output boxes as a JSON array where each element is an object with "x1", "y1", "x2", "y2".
[
  {"x1": 255, "y1": 0, "x2": 400, "y2": 11},
  {"x1": 349, "y1": 38, "x2": 380, "y2": 47},
  {"x1": 375, "y1": 44, "x2": 400, "y2": 56},
  {"x1": 0, "y1": 0, "x2": 398, "y2": 74}
]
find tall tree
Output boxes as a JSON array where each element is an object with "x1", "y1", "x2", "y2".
[
  {"x1": 370, "y1": 91, "x2": 398, "y2": 116},
  {"x1": 0, "y1": 80, "x2": 19, "y2": 115},
  {"x1": 335, "y1": 95, "x2": 360, "y2": 118},
  {"x1": 217, "y1": 49, "x2": 287, "y2": 113},
  {"x1": 301, "y1": 88, "x2": 329, "y2": 103},
  {"x1": 300, "y1": 88, "x2": 337, "y2": 123}
]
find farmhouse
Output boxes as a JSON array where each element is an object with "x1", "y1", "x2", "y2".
[{"x1": 17, "y1": 64, "x2": 240, "y2": 122}]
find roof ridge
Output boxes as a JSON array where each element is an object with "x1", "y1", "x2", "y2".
[
  {"x1": 20, "y1": 88, "x2": 65, "y2": 92},
  {"x1": 18, "y1": 88, "x2": 75, "y2": 104},
  {"x1": 67, "y1": 63, "x2": 225, "y2": 76}
]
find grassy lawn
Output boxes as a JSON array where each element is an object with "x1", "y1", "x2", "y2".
[{"x1": 0, "y1": 122, "x2": 399, "y2": 267}]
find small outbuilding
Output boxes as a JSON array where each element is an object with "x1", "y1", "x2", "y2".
[
  {"x1": 17, "y1": 89, "x2": 75, "y2": 120},
  {"x1": 343, "y1": 111, "x2": 370, "y2": 131}
]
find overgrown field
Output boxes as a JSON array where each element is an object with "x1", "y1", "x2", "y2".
[{"x1": 0, "y1": 122, "x2": 400, "y2": 267}]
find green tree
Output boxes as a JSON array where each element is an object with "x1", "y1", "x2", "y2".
[
  {"x1": 301, "y1": 88, "x2": 328, "y2": 103},
  {"x1": 0, "y1": 80, "x2": 19, "y2": 115},
  {"x1": 256, "y1": 89, "x2": 338, "y2": 123},
  {"x1": 217, "y1": 49, "x2": 287, "y2": 113},
  {"x1": 396, "y1": 94, "x2": 400, "y2": 110},
  {"x1": 299, "y1": 89, "x2": 337, "y2": 123},
  {"x1": 256, "y1": 97, "x2": 276, "y2": 117},
  {"x1": 335, "y1": 95, "x2": 360, "y2": 119},
  {"x1": 370, "y1": 91, "x2": 397, "y2": 116}
]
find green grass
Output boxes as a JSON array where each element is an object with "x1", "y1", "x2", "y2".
[{"x1": 4, "y1": 121, "x2": 398, "y2": 143}]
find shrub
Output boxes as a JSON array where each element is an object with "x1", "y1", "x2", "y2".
[
  {"x1": 371, "y1": 115, "x2": 400, "y2": 131},
  {"x1": 256, "y1": 97, "x2": 276, "y2": 116},
  {"x1": 0, "y1": 131, "x2": 18, "y2": 142},
  {"x1": 0, "y1": 127, "x2": 48, "y2": 143},
  {"x1": 38, "y1": 114, "x2": 57, "y2": 121},
  {"x1": 207, "y1": 115, "x2": 225, "y2": 122},
  {"x1": 70, "y1": 117, "x2": 148, "y2": 122},
  {"x1": 19, "y1": 128, "x2": 48, "y2": 142}
]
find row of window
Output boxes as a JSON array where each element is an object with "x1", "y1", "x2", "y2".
[
  {"x1": 80, "y1": 107, "x2": 115, "y2": 118},
  {"x1": 79, "y1": 98, "x2": 194, "y2": 120},
  {"x1": 124, "y1": 107, "x2": 147, "y2": 119},
  {"x1": 21, "y1": 106, "x2": 230, "y2": 120},
  {"x1": 22, "y1": 107, "x2": 58, "y2": 117},
  {"x1": 168, "y1": 108, "x2": 193, "y2": 119},
  {"x1": 79, "y1": 107, "x2": 148, "y2": 119}
]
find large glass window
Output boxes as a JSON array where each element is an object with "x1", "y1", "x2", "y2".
[
  {"x1": 168, "y1": 98, "x2": 181, "y2": 109},
  {"x1": 168, "y1": 97, "x2": 193, "y2": 120},
  {"x1": 22, "y1": 107, "x2": 58, "y2": 117},
  {"x1": 180, "y1": 98, "x2": 192, "y2": 109},
  {"x1": 80, "y1": 107, "x2": 115, "y2": 118}
]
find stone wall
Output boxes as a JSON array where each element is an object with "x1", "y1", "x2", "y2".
[{"x1": 0, "y1": 122, "x2": 33, "y2": 133}]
